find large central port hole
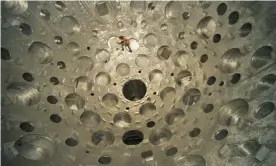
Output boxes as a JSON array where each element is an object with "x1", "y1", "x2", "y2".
[
  {"x1": 122, "y1": 130, "x2": 144, "y2": 145},
  {"x1": 123, "y1": 79, "x2": 147, "y2": 101}
]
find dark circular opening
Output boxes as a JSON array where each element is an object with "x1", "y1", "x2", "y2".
[
  {"x1": 20, "y1": 122, "x2": 35, "y2": 132},
  {"x1": 213, "y1": 34, "x2": 221, "y2": 43},
  {"x1": 148, "y1": 3, "x2": 155, "y2": 10},
  {"x1": 182, "y1": 12, "x2": 190, "y2": 20},
  {"x1": 50, "y1": 114, "x2": 62, "y2": 123},
  {"x1": 200, "y1": 54, "x2": 208, "y2": 63},
  {"x1": 65, "y1": 137, "x2": 78, "y2": 147},
  {"x1": 50, "y1": 77, "x2": 59, "y2": 85},
  {"x1": 207, "y1": 76, "x2": 216, "y2": 85},
  {"x1": 219, "y1": 81, "x2": 224, "y2": 86},
  {"x1": 191, "y1": 41, "x2": 198, "y2": 50},
  {"x1": 1, "y1": 47, "x2": 11, "y2": 60},
  {"x1": 141, "y1": 150, "x2": 153, "y2": 159},
  {"x1": 170, "y1": 73, "x2": 174, "y2": 76},
  {"x1": 54, "y1": 36, "x2": 63, "y2": 45},
  {"x1": 203, "y1": 104, "x2": 214, "y2": 113},
  {"x1": 22, "y1": 73, "x2": 34, "y2": 82},
  {"x1": 47, "y1": 95, "x2": 58, "y2": 104},
  {"x1": 55, "y1": 1, "x2": 66, "y2": 11},
  {"x1": 239, "y1": 23, "x2": 252, "y2": 37},
  {"x1": 138, "y1": 70, "x2": 141, "y2": 73},
  {"x1": 153, "y1": 92, "x2": 157, "y2": 95},
  {"x1": 146, "y1": 121, "x2": 155, "y2": 128},
  {"x1": 113, "y1": 83, "x2": 117, "y2": 86},
  {"x1": 90, "y1": 93, "x2": 95, "y2": 96},
  {"x1": 57, "y1": 61, "x2": 66, "y2": 69},
  {"x1": 208, "y1": 92, "x2": 212, "y2": 96},
  {"x1": 85, "y1": 149, "x2": 90, "y2": 153},
  {"x1": 122, "y1": 130, "x2": 144, "y2": 145},
  {"x1": 217, "y1": 3, "x2": 227, "y2": 16},
  {"x1": 165, "y1": 147, "x2": 178, "y2": 156},
  {"x1": 98, "y1": 156, "x2": 112, "y2": 165},
  {"x1": 123, "y1": 80, "x2": 147, "y2": 101},
  {"x1": 228, "y1": 11, "x2": 239, "y2": 25},
  {"x1": 87, "y1": 46, "x2": 90, "y2": 50},
  {"x1": 214, "y1": 129, "x2": 228, "y2": 140},
  {"x1": 19, "y1": 23, "x2": 33, "y2": 36},
  {"x1": 189, "y1": 128, "x2": 201, "y2": 137},
  {"x1": 126, "y1": 107, "x2": 130, "y2": 110},
  {"x1": 230, "y1": 73, "x2": 241, "y2": 84}
]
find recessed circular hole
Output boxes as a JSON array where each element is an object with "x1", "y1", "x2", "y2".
[
  {"x1": 102, "y1": 93, "x2": 118, "y2": 107},
  {"x1": 197, "y1": 16, "x2": 216, "y2": 38},
  {"x1": 239, "y1": 23, "x2": 252, "y2": 37},
  {"x1": 217, "y1": 3, "x2": 227, "y2": 15},
  {"x1": 6, "y1": 82, "x2": 40, "y2": 106},
  {"x1": 47, "y1": 95, "x2": 58, "y2": 104},
  {"x1": 255, "y1": 102, "x2": 275, "y2": 119},
  {"x1": 98, "y1": 156, "x2": 112, "y2": 165},
  {"x1": 199, "y1": 1, "x2": 212, "y2": 9},
  {"x1": 203, "y1": 104, "x2": 214, "y2": 113},
  {"x1": 95, "y1": 49, "x2": 110, "y2": 63},
  {"x1": 90, "y1": 93, "x2": 94, "y2": 96},
  {"x1": 139, "y1": 103, "x2": 156, "y2": 117},
  {"x1": 258, "y1": 74, "x2": 276, "y2": 91},
  {"x1": 95, "y1": 72, "x2": 111, "y2": 86},
  {"x1": 213, "y1": 34, "x2": 221, "y2": 43},
  {"x1": 228, "y1": 11, "x2": 239, "y2": 25},
  {"x1": 40, "y1": 9, "x2": 50, "y2": 20},
  {"x1": 28, "y1": 41, "x2": 53, "y2": 64},
  {"x1": 165, "y1": 147, "x2": 178, "y2": 156},
  {"x1": 179, "y1": 32, "x2": 185, "y2": 40},
  {"x1": 165, "y1": 1, "x2": 182, "y2": 19},
  {"x1": 153, "y1": 92, "x2": 157, "y2": 95},
  {"x1": 230, "y1": 73, "x2": 241, "y2": 84},
  {"x1": 208, "y1": 92, "x2": 212, "y2": 96},
  {"x1": 14, "y1": 134, "x2": 55, "y2": 160},
  {"x1": 50, "y1": 77, "x2": 59, "y2": 85},
  {"x1": 182, "y1": 12, "x2": 190, "y2": 20},
  {"x1": 165, "y1": 108, "x2": 185, "y2": 125},
  {"x1": 50, "y1": 114, "x2": 62, "y2": 123},
  {"x1": 251, "y1": 46, "x2": 273, "y2": 69},
  {"x1": 207, "y1": 76, "x2": 216, "y2": 85},
  {"x1": 173, "y1": 51, "x2": 189, "y2": 67},
  {"x1": 214, "y1": 129, "x2": 228, "y2": 140},
  {"x1": 85, "y1": 149, "x2": 90, "y2": 153},
  {"x1": 60, "y1": 16, "x2": 80, "y2": 35},
  {"x1": 122, "y1": 130, "x2": 144, "y2": 145},
  {"x1": 157, "y1": 45, "x2": 172, "y2": 60},
  {"x1": 189, "y1": 128, "x2": 201, "y2": 137},
  {"x1": 184, "y1": 155, "x2": 207, "y2": 166},
  {"x1": 138, "y1": 70, "x2": 141, "y2": 73},
  {"x1": 146, "y1": 121, "x2": 155, "y2": 128},
  {"x1": 19, "y1": 23, "x2": 32, "y2": 36},
  {"x1": 74, "y1": 76, "x2": 92, "y2": 91},
  {"x1": 135, "y1": 54, "x2": 149, "y2": 67},
  {"x1": 191, "y1": 41, "x2": 198, "y2": 50},
  {"x1": 77, "y1": 56, "x2": 94, "y2": 72},
  {"x1": 219, "y1": 81, "x2": 224, "y2": 86},
  {"x1": 87, "y1": 46, "x2": 90, "y2": 50},
  {"x1": 217, "y1": 98, "x2": 249, "y2": 126},
  {"x1": 80, "y1": 111, "x2": 101, "y2": 127},
  {"x1": 113, "y1": 83, "x2": 116, "y2": 86},
  {"x1": 116, "y1": 63, "x2": 130, "y2": 76},
  {"x1": 123, "y1": 79, "x2": 147, "y2": 101},
  {"x1": 182, "y1": 88, "x2": 201, "y2": 106},
  {"x1": 20, "y1": 122, "x2": 35, "y2": 132},
  {"x1": 65, "y1": 137, "x2": 78, "y2": 147},
  {"x1": 91, "y1": 131, "x2": 115, "y2": 146},
  {"x1": 149, "y1": 128, "x2": 172, "y2": 145},
  {"x1": 1, "y1": 47, "x2": 11, "y2": 60},
  {"x1": 141, "y1": 150, "x2": 153, "y2": 159},
  {"x1": 65, "y1": 93, "x2": 85, "y2": 110},
  {"x1": 54, "y1": 36, "x2": 63, "y2": 45},
  {"x1": 170, "y1": 73, "x2": 174, "y2": 76},
  {"x1": 113, "y1": 112, "x2": 132, "y2": 128},
  {"x1": 143, "y1": 33, "x2": 158, "y2": 48},
  {"x1": 55, "y1": 1, "x2": 66, "y2": 11},
  {"x1": 175, "y1": 70, "x2": 192, "y2": 87},
  {"x1": 160, "y1": 87, "x2": 176, "y2": 102},
  {"x1": 22, "y1": 73, "x2": 34, "y2": 82},
  {"x1": 149, "y1": 69, "x2": 163, "y2": 83},
  {"x1": 219, "y1": 48, "x2": 243, "y2": 73},
  {"x1": 57, "y1": 61, "x2": 66, "y2": 69},
  {"x1": 200, "y1": 54, "x2": 208, "y2": 63}
]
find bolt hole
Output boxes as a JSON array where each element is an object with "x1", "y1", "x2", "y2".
[
  {"x1": 219, "y1": 81, "x2": 224, "y2": 86},
  {"x1": 153, "y1": 92, "x2": 157, "y2": 95},
  {"x1": 122, "y1": 130, "x2": 144, "y2": 145},
  {"x1": 146, "y1": 121, "x2": 155, "y2": 128},
  {"x1": 217, "y1": 3, "x2": 227, "y2": 16},
  {"x1": 1, "y1": 47, "x2": 11, "y2": 60},
  {"x1": 50, "y1": 77, "x2": 59, "y2": 85},
  {"x1": 57, "y1": 61, "x2": 66, "y2": 69},
  {"x1": 239, "y1": 23, "x2": 252, "y2": 37},
  {"x1": 213, "y1": 34, "x2": 221, "y2": 43},
  {"x1": 22, "y1": 73, "x2": 34, "y2": 82},
  {"x1": 230, "y1": 73, "x2": 241, "y2": 84},
  {"x1": 214, "y1": 129, "x2": 228, "y2": 140},
  {"x1": 98, "y1": 156, "x2": 112, "y2": 165},
  {"x1": 87, "y1": 46, "x2": 90, "y2": 50},
  {"x1": 47, "y1": 95, "x2": 58, "y2": 104},
  {"x1": 19, "y1": 23, "x2": 33, "y2": 36},
  {"x1": 165, "y1": 147, "x2": 178, "y2": 156},
  {"x1": 148, "y1": 3, "x2": 155, "y2": 10},
  {"x1": 207, "y1": 76, "x2": 216, "y2": 85},
  {"x1": 200, "y1": 54, "x2": 208, "y2": 63},
  {"x1": 50, "y1": 114, "x2": 62, "y2": 123},
  {"x1": 65, "y1": 137, "x2": 78, "y2": 147},
  {"x1": 138, "y1": 70, "x2": 141, "y2": 73},
  {"x1": 170, "y1": 73, "x2": 174, "y2": 76},
  {"x1": 113, "y1": 83, "x2": 117, "y2": 86},
  {"x1": 20, "y1": 122, "x2": 35, "y2": 132},
  {"x1": 191, "y1": 41, "x2": 198, "y2": 50},
  {"x1": 126, "y1": 107, "x2": 129, "y2": 110},
  {"x1": 189, "y1": 128, "x2": 201, "y2": 137},
  {"x1": 123, "y1": 79, "x2": 147, "y2": 101},
  {"x1": 208, "y1": 92, "x2": 212, "y2": 96},
  {"x1": 203, "y1": 104, "x2": 214, "y2": 113},
  {"x1": 90, "y1": 93, "x2": 94, "y2": 96}
]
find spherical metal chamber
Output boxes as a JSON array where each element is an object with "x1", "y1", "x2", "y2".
[{"x1": 1, "y1": 1, "x2": 276, "y2": 166}]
